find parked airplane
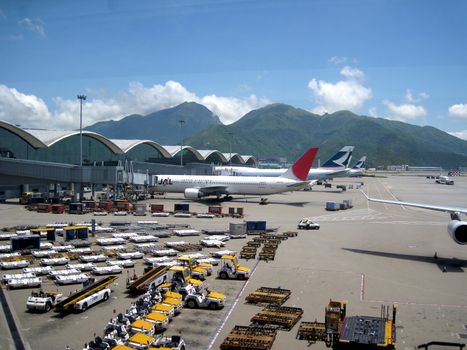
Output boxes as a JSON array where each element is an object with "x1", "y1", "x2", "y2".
[
  {"x1": 362, "y1": 191, "x2": 467, "y2": 245},
  {"x1": 153, "y1": 147, "x2": 318, "y2": 200},
  {"x1": 347, "y1": 156, "x2": 367, "y2": 177},
  {"x1": 213, "y1": 146, "x2": 354, "y2": 181}
]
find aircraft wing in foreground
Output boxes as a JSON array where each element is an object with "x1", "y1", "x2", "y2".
[{"x1": 361, "y1": 191, "x2": 467, "y2": 245}]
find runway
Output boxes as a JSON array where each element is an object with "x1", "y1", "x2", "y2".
[{"x1": 0, "y1": 174, "x2": 466, "y2": 350}]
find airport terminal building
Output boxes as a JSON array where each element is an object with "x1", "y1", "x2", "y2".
[{"x1": 0, "y1": 120, "x2": 257, "y2": 200}]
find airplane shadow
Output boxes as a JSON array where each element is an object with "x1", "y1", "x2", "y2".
[{"x1": 342, "y1": 248, "x2": 467, "y2": 273}]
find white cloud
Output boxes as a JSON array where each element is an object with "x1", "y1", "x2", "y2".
[
  {"x1": 308, "y1": 66, "x2": 372, "y2": 114},
  {"x1": 328, "y1": 56, "x2": 347, "y2": 64},
  {"x1": 448, "y1": 104, "x2": 467, "y2": 119},
  {"x1": 18, "y1": 17, "x2": 45, "y2": 37},
  {"x1": 340, "y1": 66, "x2": 364, "y2": 79},
  {"x1": 382, "y1": 89, "x2": 428, "y2": 122},
  {"x1": 201, "y1": 94, "x2": 271, "y2": 125},
  {"x1": 0, "y1": 85, "x2": 52, "y2": 128},
  {"x1": 0, "y1": 81, "x2": 271, "y2": 129},
  {"x1": 448, "y1": 130, "x2": 467, "y2": 140},
  {"x1": 383, "y1": 100, "x2": 427, "y2": 121},
  {"x1": 405, "y1": 89, "x2": 429, "y2": 104}
]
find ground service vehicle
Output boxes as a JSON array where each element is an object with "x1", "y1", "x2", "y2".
[
  {"x1": 436, "y1": 176, "x2": 454, "y2": 185},
  {"x1": 176, "y1": 256, "x2": 208, "y2": 280},
  {"x1": 54, "y1": 276, "x2": 117, "y2": 313},
  {"x1": 184, "y1": 286, "x2": 225, "y2": 310},
  {"x1": 74, "y1": 288, "x2": 111, "y2": 312},
  {"x1": 217, "y1": 255, "x2": 250, "y2": 280},
  {"x1": 26, "y1": 290, "x2": 65, "y2": 312},
  {"x1": 152, "y1": 335, "x2": 186, "y2": 350},
  {"x1": 297, "y1": 218, "x2": 320, "y2": 230}
]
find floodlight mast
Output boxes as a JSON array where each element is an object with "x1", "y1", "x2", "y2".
[
  {"x1": 77, "y1": 95, "x2": 87, "y2": 167},
  {"x1": 179, "y1": 119, "x2": 185, "y2": 166}
]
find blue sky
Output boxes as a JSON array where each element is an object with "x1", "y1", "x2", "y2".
[{"x1": 1, "y1": 0, "x2": 467, "y2": 139}]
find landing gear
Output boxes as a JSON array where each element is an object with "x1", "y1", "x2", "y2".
[{"x1": 259, "y1": 198, "x2": 268, "y2": 205}]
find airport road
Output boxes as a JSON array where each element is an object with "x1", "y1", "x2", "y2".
[{"x1": 0, "y1": 174, "x2": 466, "y2": 350}]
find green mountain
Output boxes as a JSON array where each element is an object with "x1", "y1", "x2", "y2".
[
  {"x1": 186, "y1": 103, "x2": 467, "y2": 168},
  {"x1": 85, "y1": 102, "x2": 221, "y2": 144}
]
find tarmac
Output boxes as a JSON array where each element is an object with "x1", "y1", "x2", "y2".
[{"x1": 0, "y1": 174, "x2": 466, "y2": 350}]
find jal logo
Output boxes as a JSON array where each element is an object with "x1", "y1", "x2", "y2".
[{"x1": 158, "y1": 178, "x2": 173, "y2": 186}]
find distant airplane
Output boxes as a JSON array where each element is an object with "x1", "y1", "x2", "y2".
[
  {"x1": 347, "y1": 156, "x2": 367, "y2": 177},
  {"x1": 214, "y1": 146, "x2": 354, "y2": 181},
  {"x1": 361, "y1": 191, "x2": 467, "y2": 245},
  {"x1": 153, "y1": 147, "x2": 318, "y2": 200}
]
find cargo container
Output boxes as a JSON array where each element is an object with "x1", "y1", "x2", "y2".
[
  {"x1": 246, "y1": 220, "x2": 266, "y2": 234},
  {"x1": 51, "y1": 204, "x2": 65, "y2": 214},
  {"x1": 325, "y1": 201, "x2": 341, "y2": 211},
  {"x1": 174, "y1": 203, "x2": 189, "y2": 212},
  {"x1": 114, "y1": 200, "x2": 130, "y2": 212},
  {"x1": 133, "y1": 204, "x2": 147, "y2": 216},
  {"x1": 208, "y1": 206, "x2": 222, "y2": 215},
  {"x1": 37, "y1": 203, "x2": 52, "y2": 213},
  {"x1": 11, "y1": 235, "x2": 41, "y2": 251},
  {"x1": 82, "y1": 201, "x2": 97, "y2": 209},
  {"x1": 229, "y1": 223, "x2": 247, "y2": 237},
  {"x1": 343, "y1": 199, "x2": 353, "y2": 208},
  {"x1": 69, "y1": 203, "x2": 85, "y2": 214},
  {"x1": 150, "y1": 204, "x2": 164, "y2": 213},
  {"x1": 228, "y1": 206, "x2": 244, "y2": 217},
  {"x1": 64, "y1": 226, "x2": 89, "y2": 241},
  {"x1": 98, "y1": 201, "x2": 113, "y2": 211}
]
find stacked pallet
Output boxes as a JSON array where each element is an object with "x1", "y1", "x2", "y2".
[
  {"x1": 220, "y1": 325, "x2": 277, "y2": 350},
  {"x1": 240, "y1": 241, "x2": 258, "y2": 260},
  {"x1": 245, "y1": 287, "x2": 291, "y2": 305},
  {"x1": 296, "y1": 321, "x2": 327, "y2": 341},
  {"x1": 251, "y1": 306, "x2": 303, "y2": 330}
]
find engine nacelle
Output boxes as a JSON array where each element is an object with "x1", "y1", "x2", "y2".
[
  {"x1": 184, "y1": 188, "x2": 204, "y2": 199},
  {"x1": 447, "y1": 220, "x2": 467, "y2": 245}
]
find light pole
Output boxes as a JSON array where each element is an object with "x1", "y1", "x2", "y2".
[
  {"x1": 228, "y1": 132, "x2": 233, "y2": 166},
  {"x1": 77, "y1": 95, "x2": 87, "y2": 167},
  {"x1": 179, "y1": 119, "x2": 185, "y2": 166}
]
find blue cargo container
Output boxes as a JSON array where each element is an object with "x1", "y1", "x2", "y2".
[
  {"x1": 246, "y1": 220, "x2": 266, "y2": 232},
  {"x1": 174, "y1": 203, "x2": 190, "y2": 212},
  {"x1": 11, "y1": 235, "x2": 41, "y2": 251}
]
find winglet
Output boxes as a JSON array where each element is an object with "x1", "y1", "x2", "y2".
[{"x1": 281, "y1": 147, "x2": 318, "y2": 181}]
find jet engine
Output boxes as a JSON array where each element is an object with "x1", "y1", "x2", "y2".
[
  {"x1": 447, "y1": 220, "x2": 467, "y2": 245},
  {"x1": 184, "y1": 188, "x2": 204, "y2": 199}
]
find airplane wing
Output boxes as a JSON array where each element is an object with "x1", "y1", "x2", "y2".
[{"x1": 361, "y1": 190, "x2": 467, "y2": 215}]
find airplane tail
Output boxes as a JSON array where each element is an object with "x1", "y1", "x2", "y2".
[
  {"x1": 320, "y1": 146, "x2": 354, "y2": 169},
  {"x1": 352, "y1": 156, "x2": 367, "y2": 170},
  {"x1": 280, "y1": 147, "x2": 319, "y2": 181}
]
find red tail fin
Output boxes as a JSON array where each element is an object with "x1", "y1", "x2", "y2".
[{"x1": 281, "y1": 147, "x2": 318, "y2": 181}]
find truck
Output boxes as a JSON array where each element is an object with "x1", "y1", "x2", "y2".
[
  {"x1": 26, "y1": 290, "x2": 65, "y2": 312},
  {"x1": 297, "y1": 218, "x2": 320, "y2": 230},
  {"x1": 217, "y1": 255, "x2": 250, "y2": 280},
  {"x1": 176, "y1": 256, "x2": 209, "y2": 280}
]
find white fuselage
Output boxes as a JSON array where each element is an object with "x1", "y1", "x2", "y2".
[
  {"x1": 153, "y1": 175, "x2": 308, "y2": 196},
  {"x1": 213, "y1": 166, "x2": 348, "y2": 180}
]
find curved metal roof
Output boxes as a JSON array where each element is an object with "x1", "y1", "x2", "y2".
[
  {"x1": 222, "y1": 153, "x2": 246, "y2": 164},
  {"x1": 197, "y1": 150, "x2": 228, "y2": 162},
  {"x1": 1, "y1": 120, "x2": 252, "y2": 164},
  {"x1": 162, "y1": 145, "x2": 204, "y2": 161},
  {"x1": 241, "y1": 155, "x2": 258, "y2": 166},
  {"x1": 0, "y1": 120, "x2": 47, "y2": 149},
  {"x1": 111, "y1": 139, "x2": 171, "y2": 158}
]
